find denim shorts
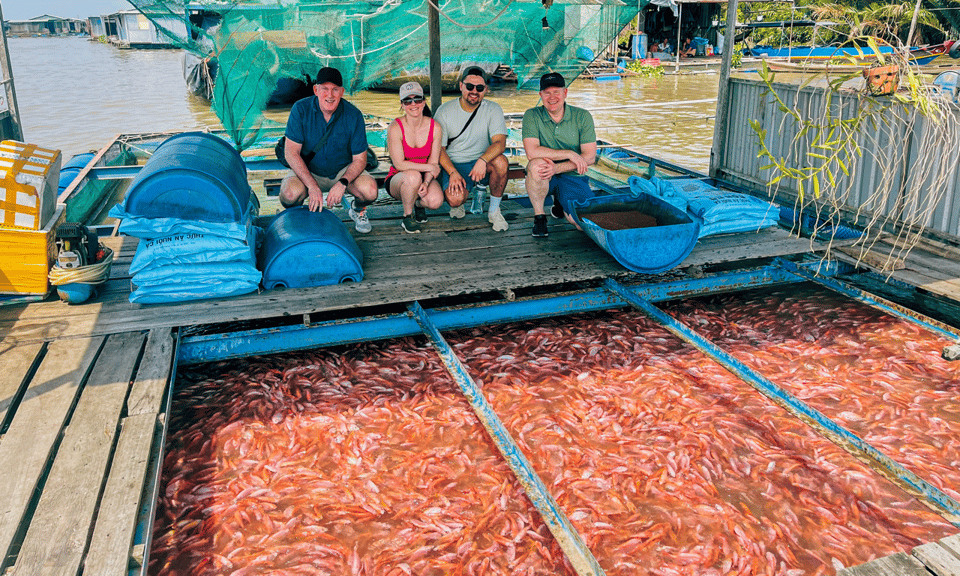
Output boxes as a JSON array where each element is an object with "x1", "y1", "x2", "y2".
[
  {"x1": 549, "y1": 173, "x2": 593, "y2": 214},
  {"x1": 440, "y1": 160, "x2": 489, "y2": 192}
]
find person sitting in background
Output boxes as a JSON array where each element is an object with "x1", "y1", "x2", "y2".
[
  {"x1": 681, "y1": 37, "x2": 697, "y2": 58},
  {"x1": 651, "y1": 38, "x2": 674, "y2": 61},
  {"x1": 384, "y1": 82, "x2": 445, "y2": 234}
]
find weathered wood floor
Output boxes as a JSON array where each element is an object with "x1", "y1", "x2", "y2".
[
  {"x1": 838, "y1": 534, "x2": 960, "y2": 576},
  {"x1": 0, "y1": 200, "x2": 838, "y2": 346},
  {"x1": 0, "y1": 329, "x2": 173, "y2": 576}
]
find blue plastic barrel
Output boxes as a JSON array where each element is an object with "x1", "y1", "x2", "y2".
[
  {"x1": 63, "y1": 152, "x2": 96, "y2": 170},
  {"x1": 633, "y1": 33, "x2": 647, "y2": 60},
  {"x1": 259, "y1": 207, "x2": 364, "y2": 289},
  {"x1": 59, "y1": 168, "x2": 82, "y2": 192},
  {"x1": 123, "y1": 132, "x2": 251, "y2": 223},
  {"x1": 59, "y1": 152, "x2": 97, "y2": 193}
]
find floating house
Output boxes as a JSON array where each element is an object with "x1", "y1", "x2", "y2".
[
  {"x1": 92, "y1": 9, "x2": 186, "y2": 48},
  {"x1": 4, "y1": 15, "x2": 87, "y2": 37}
]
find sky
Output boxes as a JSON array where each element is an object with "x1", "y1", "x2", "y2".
[{"x1": 2, "y1": 0, "x2": 132, "y2": 21}]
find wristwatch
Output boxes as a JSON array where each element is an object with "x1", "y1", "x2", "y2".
[{"x1": 339, "y1": 177, "x2": 349, "y2": 187}]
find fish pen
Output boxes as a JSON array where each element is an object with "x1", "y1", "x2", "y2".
[{"x1": 143, "y1": 266, "x2": 960, "y2": 576}]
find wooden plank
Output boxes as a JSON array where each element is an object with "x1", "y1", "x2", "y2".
[
  {"x1": 0, "y1": 342, "x2": 42, "y2": 428},
  {"x1": 837, "y1": 245, "x2": 906, "y2": 272},
  {"x1": 942, "y1": 534, "x2": 960, "y2": 556},
  {"x1": 83, "y1": 413, "x2": 158, "y2": 576},
  {"x1": 11, "y1": 333, "x2": 146, "y2": 576},
  {"x1": 837, "y1": 552, "x2": 929, "y2": 576},
  {"x1": 919, "y1": 278, "x2": 960, "y2": 301},
  {"x1": 126, "y1": 328, "x2": 174, "y2": 417},
  {"x1": 913, "y1": 541, "x2": 960, "y2": 576},
  {"x1": 0, "y1": 336, "x2": 105, "y2": 564}
]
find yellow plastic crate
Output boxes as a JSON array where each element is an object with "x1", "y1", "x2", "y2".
[
  {"x1": 0, "y1": 204, "x2": 64, "y2": 295},
  {"x1": 0, "y1": 141, "x2": 61, "y2": 230}
]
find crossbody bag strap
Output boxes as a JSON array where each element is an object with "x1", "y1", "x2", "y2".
[
  {"x1": 446, "y1": 103, "x2": 481, "y2": 146},
  {"x1": 303, "y1": 102, "x2": 343, "y2": 162}
]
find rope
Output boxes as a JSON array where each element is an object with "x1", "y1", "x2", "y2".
[
  {"x1": 422, "y1": 0, "x2": 516, "y2": 30},
  {"x1": 49, "y1": 247, "x2": 114, "y2": 286}
]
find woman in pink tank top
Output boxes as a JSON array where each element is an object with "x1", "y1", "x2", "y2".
[{"x1": 385, "y1": 82, "x2": 444, "y2": 234}]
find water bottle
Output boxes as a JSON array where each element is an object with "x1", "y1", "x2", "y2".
[{"x1": 470, "y1": 184, "x2": 487, "y2": 214}]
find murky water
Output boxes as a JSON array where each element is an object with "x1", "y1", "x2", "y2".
[{"x1": 8, "y1": 35, "x2": 718, "y2": 171}]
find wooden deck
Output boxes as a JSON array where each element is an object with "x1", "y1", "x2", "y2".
[
  {"x1": 1, "y1": 197, "x2": 959, "y2": 574},
  {"x1": 0, "y1": 200, "x2": 837, "y2": 346},
  {"x1": 0, "y1": 329, "x2": 172, "y2": 576}
]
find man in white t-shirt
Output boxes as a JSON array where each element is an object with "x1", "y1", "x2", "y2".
[{"x1": 435, "y1": 66, "x2": 510, "y2": 231}]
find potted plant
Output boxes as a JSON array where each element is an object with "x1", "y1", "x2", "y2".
[{"x1": 862, "y1": 62, "x2": 899, "y2": 95}]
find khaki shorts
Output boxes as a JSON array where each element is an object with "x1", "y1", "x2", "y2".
[{"x1": 282, "y1": 167, "x2": 372, "y2": 191}]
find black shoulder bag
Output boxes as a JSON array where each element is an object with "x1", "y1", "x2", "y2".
[
  {"x1": 275, "y1": 104, "x2": 343, "y2": 168},
  {"x1": 446, "y1": 103, "x2": 481, "y2": 146}
]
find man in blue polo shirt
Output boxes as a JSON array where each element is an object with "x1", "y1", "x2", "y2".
[
  {"x1": 280, "y1": 67, "x2": 378, "y2": 233},
  {"x1": 521, "y1": 72, "x2": 597, "y2": 238}
]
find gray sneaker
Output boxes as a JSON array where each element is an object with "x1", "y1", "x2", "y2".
[
  {"x1": 449, "y1": 204, "x2": 466, "y2": 219},
  {"x1": 488, "y1": 209, "x2": 508, "y2": 232},
  {"x1": 401, "y1": 214, "x2": 422, "y2": 234},
  {"x1": 349, "y1": 201, "x2": 372, "y2": 233}
]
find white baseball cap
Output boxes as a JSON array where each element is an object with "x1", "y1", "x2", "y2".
[{"x1": 399, "y1": 81, "x2": 424, "y2": 100}]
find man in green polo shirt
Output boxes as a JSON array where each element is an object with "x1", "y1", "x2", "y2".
[{"x1": 521, "y1": 72, "x2": 597, "y2": 238}]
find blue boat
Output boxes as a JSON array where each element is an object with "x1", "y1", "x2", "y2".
[
  {"x1": 567, "y1": 189, "x2": 701, "y2": 275},
  {"x1": 746, "y1": 44, "x2": 947, "y2": 66}
]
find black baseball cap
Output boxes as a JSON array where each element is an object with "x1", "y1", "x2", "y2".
[
  {"x1": 315, "y1": 67, "x2": 343, "y2": 87},
  {"x1": 460, "y1": 66, "x2": 487, "y2": 82},
  {"x1": 540, "y1": 72, "x2": 565, "y2": 90}
]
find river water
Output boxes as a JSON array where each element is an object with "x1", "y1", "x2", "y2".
[{"x1": 8, "y1": 35, "x2": 719, "y2": 172}]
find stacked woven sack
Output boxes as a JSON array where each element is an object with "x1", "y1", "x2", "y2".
[
  {"x1": 108, "y1": 133, "x2": 261, "y2": 304},
  {"x1": 629, "y1": 176, "x2": 780, "y2": 238}
]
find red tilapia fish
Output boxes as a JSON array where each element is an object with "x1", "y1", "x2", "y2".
[
  {"x1": 152, "y1": 341, "x2": 575, "y2": 576},
  {"x1": 662, "y1": 284, "x2": 960, "y2": 503},
  {"x1": 445, "y1": 306, "x2": 956, "y2": 576}
]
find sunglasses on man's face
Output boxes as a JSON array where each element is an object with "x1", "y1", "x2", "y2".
[
  {"x1": 401, "y1": 96, "x2": 425, "y2": 105},
  {"x1": 463, "y1": 82, "x2": 486, "y2": 92}
]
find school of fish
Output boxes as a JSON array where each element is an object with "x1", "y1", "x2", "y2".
[{"x1": 152, "y1": 283, "x2": 959, "y2": 576}]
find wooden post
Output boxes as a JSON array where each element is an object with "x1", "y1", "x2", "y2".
[
  {"x1": 709, "y1": 0, "x2": 739, "y2": 179},
  {"x1": 428, "y1": 1, "x2": 442, "y2": 112},
  {"x1": 674, "y1": 2, "x2": 682, "y2": 74},
  {"x1": 0, "y1": 3, "x2": 24, "y2": 142}
]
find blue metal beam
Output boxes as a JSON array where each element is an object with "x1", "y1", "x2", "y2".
[
  {"x1": 408, "y1": 302, "x2": 606, "y2": 576},
  {"x1": 603, "y1": 278, "x2": 960, "y2": 526},
  {"x1": 774, "y1": 258, "x2": 960, "y2": 342},
  {"x1": 177, "y1": 265, "x2": 807, "y2": 365}
]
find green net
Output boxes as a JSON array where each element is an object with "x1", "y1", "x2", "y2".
[{"x1": 129, "y1": 0, "x2": 643, "y2": 150}]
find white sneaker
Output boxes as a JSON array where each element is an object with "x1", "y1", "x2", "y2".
[
  {"x1": 488, "y1": 209, "x2": 508, "y2": 232},
  {"x1": 349, "y1": 201, "x2": 372, "y2": 233},
  {"x1": 449, "y1": 204, "x2": 466, "y2": 219}
]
